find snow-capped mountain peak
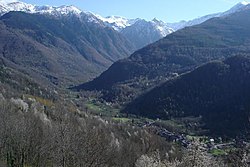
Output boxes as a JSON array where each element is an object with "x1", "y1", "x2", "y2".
[
  {"x1": 94, "y1": 14, "x2": 139, "y2": 31},
  {"x1": 0, "y1": 0, "x2": 83, "y2": 16},
  {"x1": 94, "y1": 14, "x2": 173, "y2": 35},
  {"x1": 8, "y1": 2, "x2": 34, "y2": 11}
]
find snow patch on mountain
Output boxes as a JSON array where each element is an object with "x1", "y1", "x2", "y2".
[
  {"x1": 241, "y1": 0, "x2": 250, "y2": 5},
  {"x1": 8, "y1": 2, "x2": 35, "y2": 12}
]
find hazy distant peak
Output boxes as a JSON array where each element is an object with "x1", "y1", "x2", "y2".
[
  {"x1": 229, "y1": 1, "x2": 250, "y2": 11},
  {"x1": 221, "y1": 1, "x2": 250, "y2": 16}
]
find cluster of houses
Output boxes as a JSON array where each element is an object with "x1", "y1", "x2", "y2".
[
  {"x1": 157, "y1": 128, "x2": 191, "y2": 147},
  {"x1": 139, "y1": 120, "x2": 191, "y2": 147}
]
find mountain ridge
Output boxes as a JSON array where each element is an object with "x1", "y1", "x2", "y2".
[{"x1": 124, "y1": 55, "x2": 250, "y2": 136}]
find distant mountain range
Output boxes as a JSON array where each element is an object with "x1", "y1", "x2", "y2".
[
  {"x1": 1, "y1": 0, "x2": 250, "y2": 50},
  {"x1": 78, "y1": 5, "x2": 250, "y2": 103},
  {"x1": 94, "y1": 1, "x2": 250, "y2": 32},
  {"x1": 96, "y1": 1, "x2": 250, "y2": 48}
]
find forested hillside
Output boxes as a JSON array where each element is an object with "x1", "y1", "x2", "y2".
[
  {"x1": 124, "y1": 55, "x2": 250, "y2": 136},
  {"x1": 0, "y1": 12, "x2": 134, "y2": 86}
]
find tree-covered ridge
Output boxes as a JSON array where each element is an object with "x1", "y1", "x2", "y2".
[{"x1": 124, "y1": 55, "x2": 250, "y2": 136}]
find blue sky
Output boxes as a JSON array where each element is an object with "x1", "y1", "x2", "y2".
[{"x1": 22, "y1": 0, "x2": 246, "y2": 22}]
